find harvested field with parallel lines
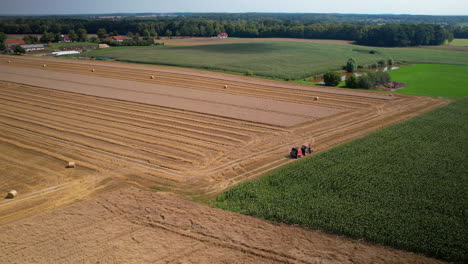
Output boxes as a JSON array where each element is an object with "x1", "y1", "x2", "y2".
[
  {"x1": 0, "y1": 187, "x2": 444, "y2": 264},
  {"x1": 0, "y1": 55, "x2": 449, "y2": 263}
]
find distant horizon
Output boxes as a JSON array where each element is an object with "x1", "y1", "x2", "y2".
[
  {"x1": 3, "y1": 0, "x2": 468, "y2": 16},
  {"x1": 1, "y1": 12, "x2": 467, "y2": 17}
]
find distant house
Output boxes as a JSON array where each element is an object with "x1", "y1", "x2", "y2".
[
  {"x1": 20, "y1": 44, "x2": 46, "y2": 52},
  {"x1": 61, "y1": 35, "x2": 71, "y2": 43},
  {"x1": 5, "y1": 39, "x2": 26, "y2": 47},
  {"x1": 217, "y1": 32, "x2": 228, "y2": 39},
  {"x1": 104, "y1": 36, "x2": 132, "y2": 42}
]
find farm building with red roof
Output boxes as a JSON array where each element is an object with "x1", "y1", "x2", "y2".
[
  {"x1": 104, "y1": 36, "x2": 132, "y2": 42},
  {"x1": 5, "y1": 39, "x2": 26, "y2": 47},
  {"x1": 217, "y1": 32, "x2": 229, "y2": 39},
  {"x1": 61, "y1": 35, "x2": 71, "y2": 42}
]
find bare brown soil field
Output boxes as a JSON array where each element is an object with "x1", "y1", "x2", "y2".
[
  {"x1": 161, "y1": 37, "x2": 354, "y2": 46},
  {"x1": 0, "y1": 187, "x2": 444, "y2": 264},
  {"x1": 0, "y1": 55, "x2": 449, "y2": 263}
]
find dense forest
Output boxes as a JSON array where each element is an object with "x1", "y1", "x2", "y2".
[
  {"x1": 356, "y1": 24, "x2": 453, "y2": 46},
  {"x1": 0, "y1": 14, "x2": 465, "y2": 47},
  {"x1": 178, "y1": 13, "x2": 468, "y2": 25},
  {"x1": 453, "y1": 26, "x2": 468, "y2": 38}
]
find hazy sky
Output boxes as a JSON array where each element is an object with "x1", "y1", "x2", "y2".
[{"x1": 2, "y1": 0, "x2": 468, "y2": 15}]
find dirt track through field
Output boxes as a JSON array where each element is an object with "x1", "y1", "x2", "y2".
[{"x1": 0, "y1": 55, "x2": 450, "y2": 263}]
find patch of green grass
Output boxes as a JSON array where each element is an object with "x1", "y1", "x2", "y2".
[
  {"x1": 449, "y1": 39, "x2": 468, "y2": 46},
  {"x1": 390, "y1": 64, "x2": 468, "y2": 98},
  {"x1": 215, "y1": 99, "x2": 468, "y2": 263},
  {"x1": 291, "y1": 79, "x2": 316, "y2": 85},
  {"x1": 85, "y1": 41, "x2": 468, "y2": 80}
]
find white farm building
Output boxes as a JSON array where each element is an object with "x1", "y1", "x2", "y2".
[{"x1": 51, "y1": 51, "x2": 81, "y2": 56}]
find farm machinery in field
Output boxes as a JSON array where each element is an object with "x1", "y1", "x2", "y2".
[{"x1": 290, "y1": 144, "x2": 313, "y2": 159}]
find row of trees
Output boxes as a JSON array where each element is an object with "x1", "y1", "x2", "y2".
[
  {"x1": 96, "y1": 28, "x2": 156, "y2": 40},
  {"x1": 357, "y1": 24, "x2": 453, "y2": 46},
  {"x1": 323, "y1": 70, "x2": 392, "y2": 89},
  {"x1": 346, "y1": 72, "x2": 391, "y2": 89},
  {"x1": 323, "y1": 57, "x2": 394, "y2": 88},
  {"x1": 181, "y1": 13, "x2": 468, "y2": 25},
  {"x1": 2, "y1": 27, "x2": 154, "y2": 49},
  {"x1": 0, "y1": 18, "x2": 458, "y2": 47},
  {"x1": 345, "y1": 58, "x2": 394, "y2": 73},
  {"x1": 3, "y1": 13, "x2": 467, "y2": 28},
  {"x1": 39, "y1": 28, "x2": 88, "y2": 43},
  {"x1": 453, "y1": 26, "x2": 468, "y2": 38},
  {"x1": 0, "y1": 32, "x2": 5, "y2": 51},
  {"x1": 100, "y1": 39, "x2": 154, "y2": 47}
]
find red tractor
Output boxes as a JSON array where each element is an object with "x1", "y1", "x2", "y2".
[
  {"x1": 301, "y1": 144, "x2": 313, "y2": 156},
  {"x1": 290, "y1": 147, "x2": 303, "y2": 159}
]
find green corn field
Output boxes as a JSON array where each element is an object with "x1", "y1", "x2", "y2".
[{"x1": 216, "y1": 98, "x2": 468, "y2": 263}]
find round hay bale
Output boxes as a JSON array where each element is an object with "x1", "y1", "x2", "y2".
[
  {"x1": 67, "y1": 161, "x2": 75, "y2": 168},
  {"x1": 42, "y1": 64, "x2": 47, "y2": 67},
  {"x1": 6, "y1": 190, "x2": 17, "y2": 199},
  {"x1": 224, "y1": 85, "x2": 228, "y2": 89},
  {"x1": 150, "y1": 75, "x2": 155, "y2": 79},
  {"x1": 314, "y1": 96, "x2": 320, "y2": 101},
  {"x1": 7, "y1": 60, "x2": 11, "y2": 63},
  {"x1": 91, "y1": 69, "x2": 95, "y2": 72}
]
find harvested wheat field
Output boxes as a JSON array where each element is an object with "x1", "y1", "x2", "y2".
[
  {"x1": 0, "y1": 187, "x2": 443, "y2": 264},
  {"x1": 0, "y1": 55, "x2": 449, "y2": 263}
]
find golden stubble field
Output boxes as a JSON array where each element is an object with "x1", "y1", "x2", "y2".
[{"x1": 0, "y1": 55, "x2": 448, "y2": 263}]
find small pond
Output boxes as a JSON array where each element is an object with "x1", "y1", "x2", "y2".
[{"x1": 312, "y1": 66, "x2": 400, "y2": 84}]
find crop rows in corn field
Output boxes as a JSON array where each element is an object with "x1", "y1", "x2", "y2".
[{"x1": 216, "y1": 98, "x2": 468, "y2": 263}]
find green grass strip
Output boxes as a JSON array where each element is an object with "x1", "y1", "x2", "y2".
[
  {"x1": 449, "y1": 39, "x2": 468, "y2": 46},
  {"x1": 390, "y1": 64, "x2": 468, "y2": 98}
]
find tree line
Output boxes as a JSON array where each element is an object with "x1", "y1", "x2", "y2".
[
  {"x1": 356, "y1": 24, "x2": 453, "y2": 46},
  {"x1": 183, "y1": 13, "x2": 468, "y2": 25},
  {"x1": 0, "y1": 17, "x2": 459, "y2": 47},
  {"x1": 3, "y1": 13, "x2": 467, "y2": 25},
  {"x1": 453, "y1": 26, "x2": 468, "y2": 38},
  {"x1": 322, "y1": 58, "x2": 395, "y2": 89}
]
